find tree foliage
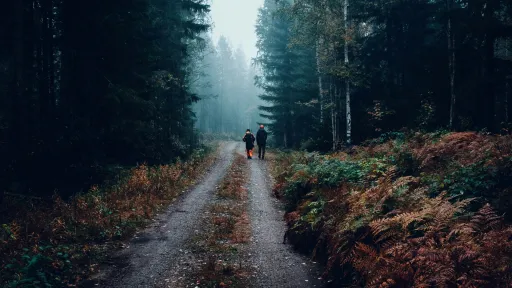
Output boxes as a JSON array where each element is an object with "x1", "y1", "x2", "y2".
[
  {"x1": 256, "y1": 0, "x2": 512, "y2": 149},
  {"x1": 0, "y1": 0, "x2": 210, "y2": 200},
  {"x1": 255, "y1": 0, "x2": 325, "y2": 149}
]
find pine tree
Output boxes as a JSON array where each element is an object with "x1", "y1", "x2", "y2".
[
  {"x1": 255, "y1": 0, "x2": 319, "y2": 148},
  {"x1": 0, "y1": 0, "x2": 211, "y2": 199}
]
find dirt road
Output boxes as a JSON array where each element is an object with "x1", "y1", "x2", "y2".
[{"x1": 91, "y1": 142, "x2": 323, "y2": 287}]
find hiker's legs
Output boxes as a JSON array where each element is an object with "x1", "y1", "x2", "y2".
[
  {"x1": 258, "y1": 145, "x2": 262, "y2": 158},
  {"x1": 246, "y1": 149, "x2": 250, "y2": 159},
  {"x1": 261, "y1": 145, "x2": 266, "y2": 159}
]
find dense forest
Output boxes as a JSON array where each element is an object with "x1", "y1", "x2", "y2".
[
  {"x1": 255, "y1": 0, "x2": 512, "y2": 149},
  {"x1": 0, "y1": 0, "x2": 215, "y2": 201},
  {"x1": 3, "y1": 0, "x2": 511, "y2": 199},
  {"x1": 2, "y1": 0, "x2": 512, "y2": 286}
]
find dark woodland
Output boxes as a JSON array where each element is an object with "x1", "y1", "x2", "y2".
[{"x1": 1, "y1": 0, "x2": 512, "y2": 287}]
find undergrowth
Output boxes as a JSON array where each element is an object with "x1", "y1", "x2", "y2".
[
  {"x1": 272, "y1": 131, "x2": 512, "y2": 287},
  {"x1": 0, "y1": 146, "x2": 216, "y2": 287}
]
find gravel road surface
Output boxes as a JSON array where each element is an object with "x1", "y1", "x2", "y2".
[
  {"x1": 88, "y1": 142, "x2": 324, "y2": 288},
  {"x1": 247, "y1": 159, "x2": 323, "y2": 288},
  {"x1": 91, "y1": 142, "x2": 237, "y2": 288}
]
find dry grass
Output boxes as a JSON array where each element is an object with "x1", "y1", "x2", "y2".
[
  {"x1": 230, "y1": 212, "x2": 251, "y2": 244},
  {"x1": 217, "y1": 156, "x2": 248, "y2": 201},
  {"x1": 192, "y1": 153, "x2": 252, "y2": 287}
]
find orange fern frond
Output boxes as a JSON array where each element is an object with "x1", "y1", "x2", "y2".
[
  {"x1": 470, "y1": 203, "x2": 503, "y2": 233},
  {"x1": 370, "y1": 211, "x2": 425, "y2": 241},
  {"x1": 352, "y1": 242, "x2": 380, "y2": 273},
  {"x1": 355, "y1": 242, "x2": 379, "y2": 259}
]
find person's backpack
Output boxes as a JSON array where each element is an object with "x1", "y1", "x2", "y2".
[{"x1": 243, "y1": 133, "x2": 254, "y2": 142}]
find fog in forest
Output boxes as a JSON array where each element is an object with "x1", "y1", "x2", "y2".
[{"x1": 192, "y1": 0, "x2": 266, "y2": 139}]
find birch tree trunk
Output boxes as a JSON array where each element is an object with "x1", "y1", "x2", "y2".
[
  {"x1": 335, "y1": 80, "x2": 339, "y2": 149},
  {"x1": 330, "y1": 75, "x2": 336, "y2": 150},
  {"x1": 344, "y1": 0, "x2": 352, "y2": 145},
  {"x1": 220, "y1": 78, "x2": 224, "y2": 134},
  {"x1": 316, "y1": 38, "x2": 324, "y2": 123}
]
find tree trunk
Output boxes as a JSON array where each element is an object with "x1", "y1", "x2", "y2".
[
  {"x1": 12, "y1": 0, "x2": 24, "y2": 149},
  {"x1": 484, "y1": 44, "x2": 495, "y2": 132},
  {"x1": 47, "y1": 0, "x2": 55, "y2": 114},
  {"x1": 447, "y1": 0, "x2": 457, "y2": 130},
  {"x1": 39, "y1": 2, "x2": 49, "y2": 129},
  {"x1": 45, "y1": 0, "x2": 55, "y2": 120},
  {"x1": 330, "y1": 75, "x2": 336, "y2": 150},
  {"x1": 337, "y1": 80, "x2": 343, "y2": 148},
  {"x1": 506, "y1": 79, "x2": 510, "y2": 124},
  {"x1": 316, "y1": 38, "x2": 324, "y2": 123},
  {"x1": 284, "y1": 125, "x2": 288, "y2": 148},
  {"x1": 506, "y1": 38, "x2": 510, "y2": 123},
  {"x1": 344, "y1": 0, "x2": 351, "y2": 145},
  {"x1": 335, "y1": 80, "x2": 338, "y2": 149},
  {"x1": 482, "y1": 1, "x2": 496, "y2": 132}
]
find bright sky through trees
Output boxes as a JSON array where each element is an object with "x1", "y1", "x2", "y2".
[{"x1": 210, "y1": 0, "x2": 264, "y2": 62}]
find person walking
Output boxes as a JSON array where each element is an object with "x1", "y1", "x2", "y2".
[
  {"x1": 256, "y1": 124, "x2": 268, "y2": 160},
  {"x1": 243, "y1": 129, "x2": 256, "y2": 159}
]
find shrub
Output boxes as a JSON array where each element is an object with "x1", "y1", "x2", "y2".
[
  {"x1": 443, "y1": 162, "x2": 498, "y2": 198},
  {"x1": 310, "y1": 159, "x2": 365, "y2": 186}
]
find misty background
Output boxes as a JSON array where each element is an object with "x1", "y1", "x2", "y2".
[{"x1": 192, "y1": 0, "x2": 266, "y2": 139}]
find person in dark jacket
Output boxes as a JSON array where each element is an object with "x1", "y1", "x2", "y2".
[
  {"x1": 256, "y1": 124, "x2": 268, "y2": 160},
  {"x1": 243, "y1": 129, "x2": 256, "y2": 159}
]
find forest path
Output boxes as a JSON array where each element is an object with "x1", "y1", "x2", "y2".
[
  {"x1": 247, "y1": 154, "x2": 323, "y2": 287},
  {"x1": 91, "y1": 142, "x2": 238, "y2": 288},
  {"x1": 88, "y1": 142, "x2": 323, "y2": 287}
]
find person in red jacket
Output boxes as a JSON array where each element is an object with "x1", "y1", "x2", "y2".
[{"x1": 242, "y1": 129, "x2": 256, "y2": 159}]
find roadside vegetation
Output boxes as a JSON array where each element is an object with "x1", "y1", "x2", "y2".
[
  {"x1": 272, "y1": 131, "x2": 512, "y2": 287},
  {"x1": 0, "y1": 146, "x2": 216, "y2": 287}
]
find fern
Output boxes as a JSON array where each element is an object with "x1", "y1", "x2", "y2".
[
  {"x1": 273, "y1": 133, "x2": 512, "y2": 287},
  {"x1": 469, "y1": 203, "x2": 503, "y2": 233}
]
